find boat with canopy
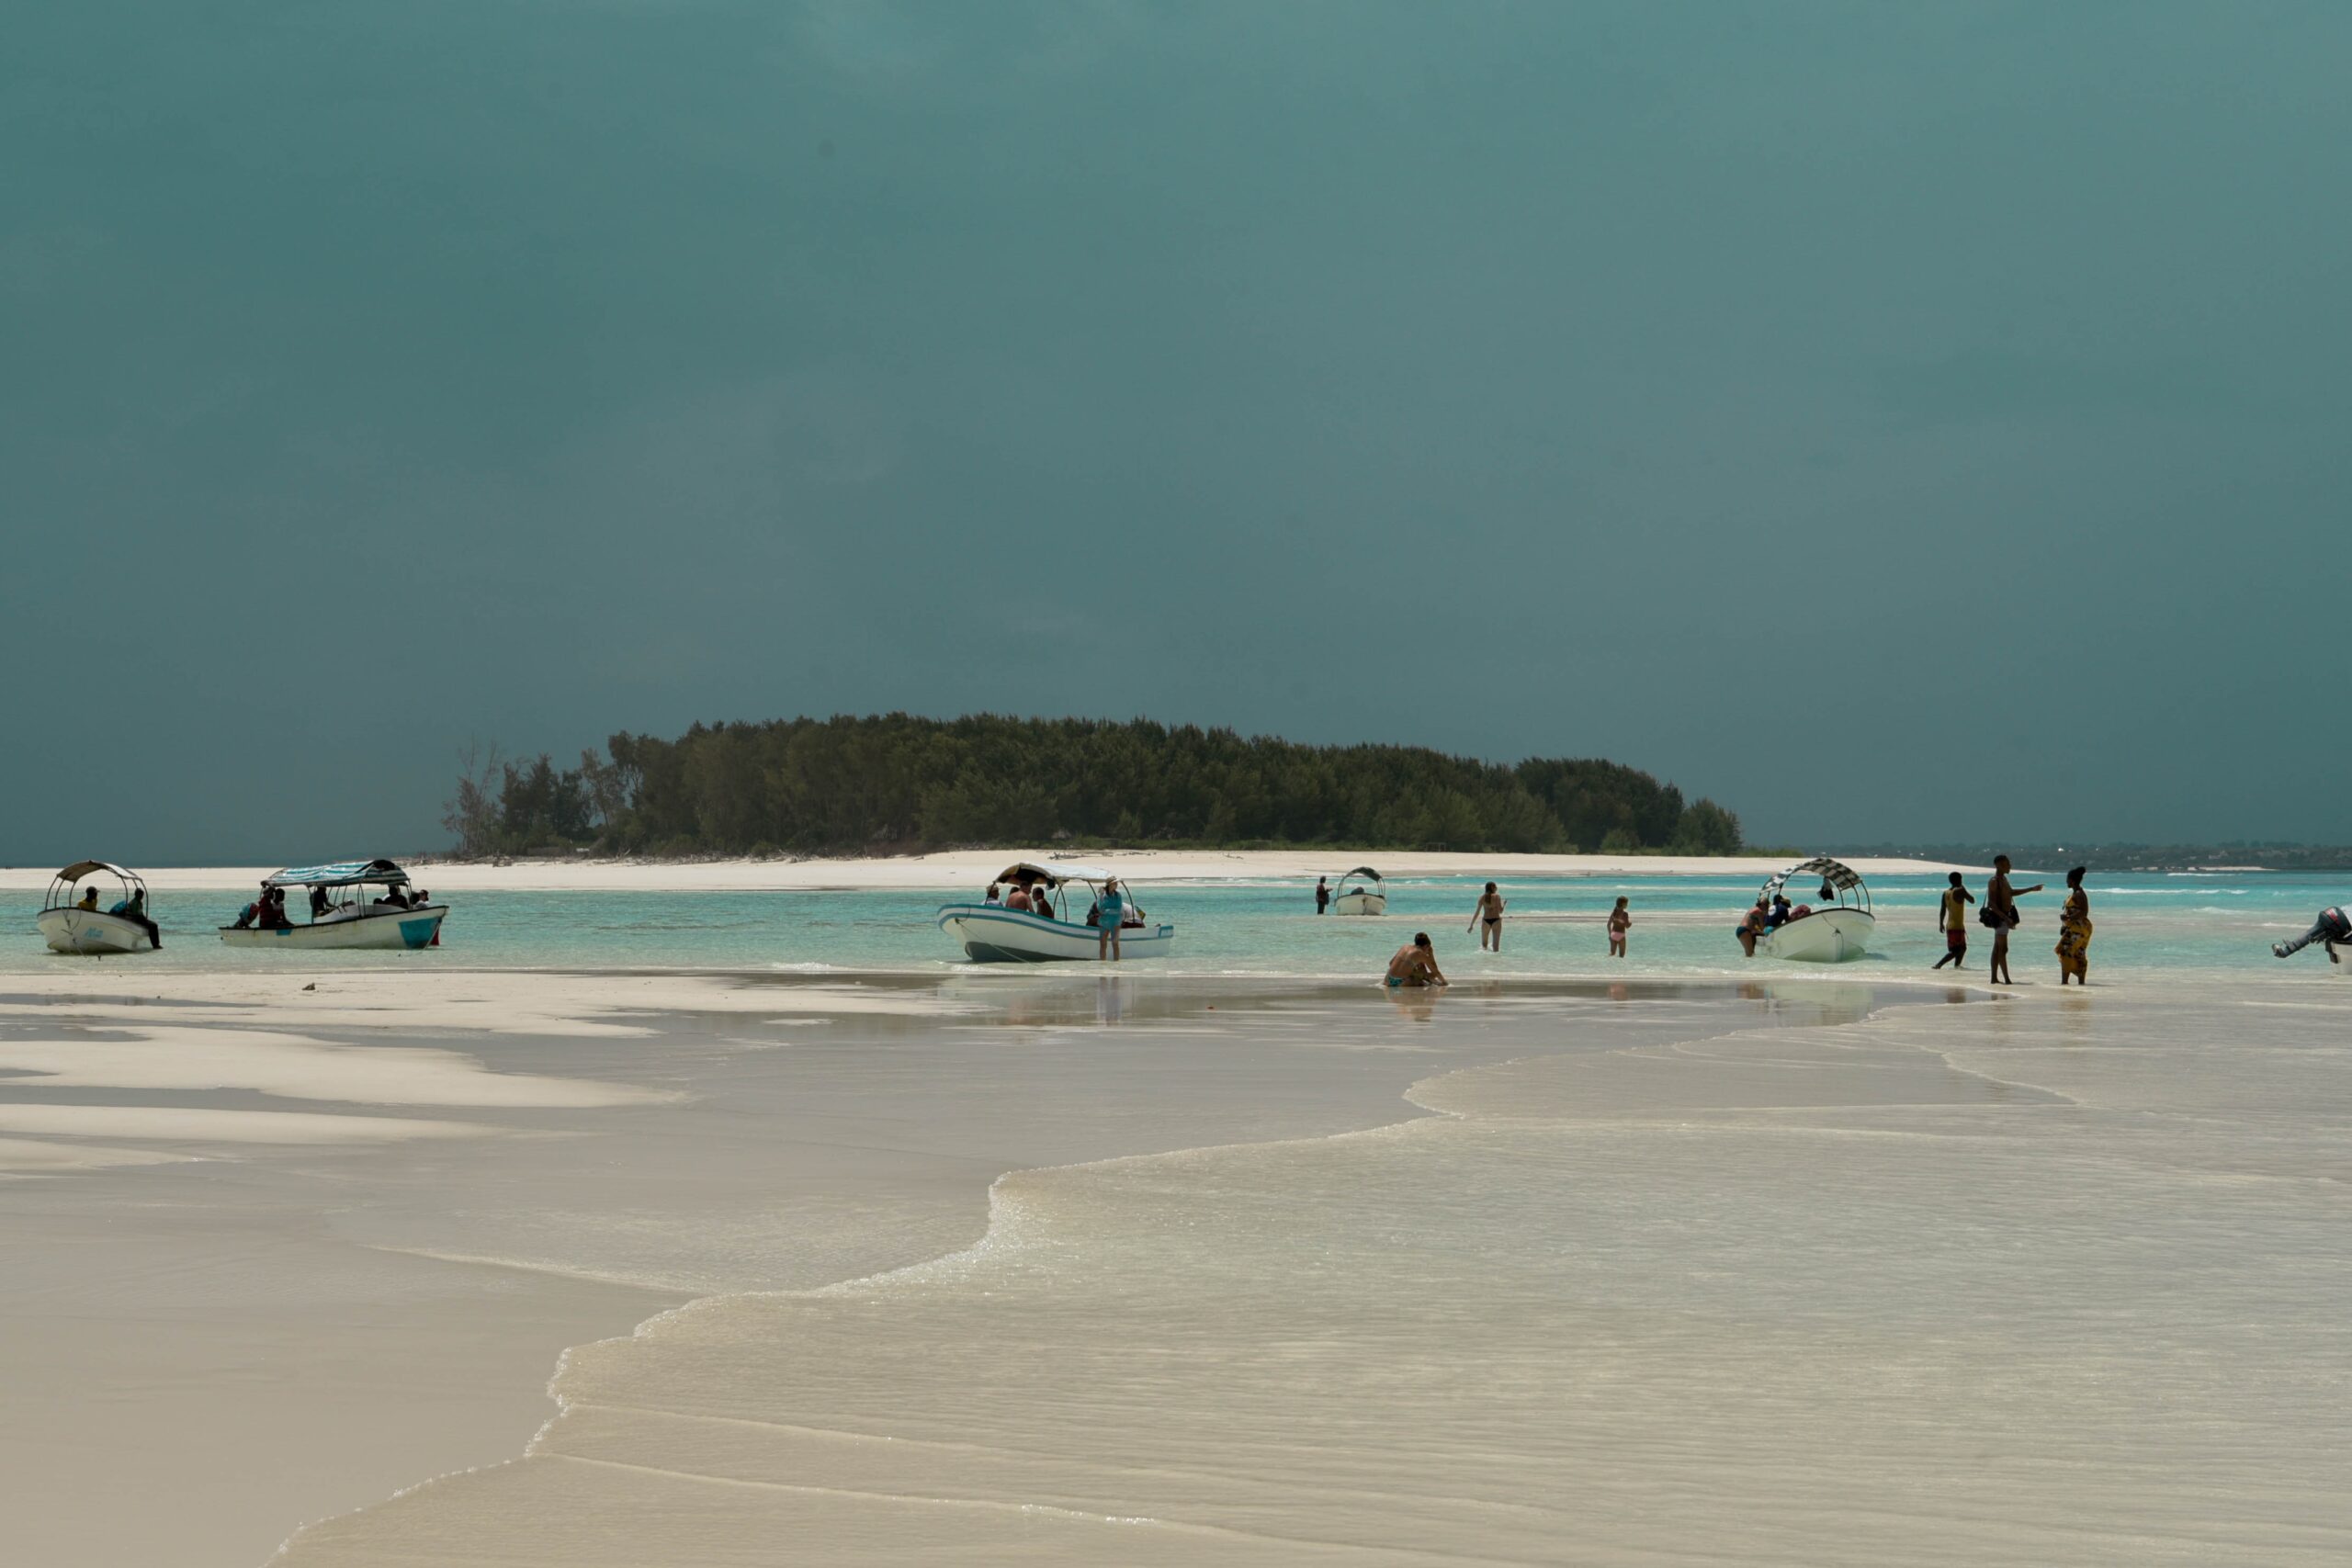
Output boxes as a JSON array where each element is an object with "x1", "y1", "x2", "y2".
[
  {"x1": 219, "y1": 859, "x2": 448, "y2": 950},
  {"x1": 38, "y1": 862, "x2": 160, "y2": 953},
  {"x1": 938, "y1": 862, "x2": 1174, "y2": 963},
  {"x1": 1329, "y1": 866, "x2": 1387, "y2": 916},
  {"x1": 1751, "y1": 856, "x2": 1875, "y2": 963}
]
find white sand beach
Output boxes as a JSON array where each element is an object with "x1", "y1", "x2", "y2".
[{"x1": 2, "y1": 863, "x2": 2346, "y2": 1565}]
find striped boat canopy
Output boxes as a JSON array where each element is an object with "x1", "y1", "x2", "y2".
[
  {"x1": 266, "y1": 859, "x2": 410, "y2": 889},
  {"x1": 1758, "y1": 856, "x2": 1871, "y2": 910}
]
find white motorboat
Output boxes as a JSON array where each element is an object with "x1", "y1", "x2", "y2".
[
  {"x1": 1752, "y1": 857, "x2": 1875, "y2": 963},
  {"x1": 220, "y1": 859, "x2": 448, "y2": 950},
  {"x1": 938, "y1": 862, "x2": 1174, "y2": 963},
  {"x1": 38, "y1": 862, "x2": 160, "y2": 954},
  {"x1": 1329, "y1": 866, "x2": 1387, "y2": 916}
]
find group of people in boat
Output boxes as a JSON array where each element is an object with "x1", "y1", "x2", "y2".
[
  {"x1": 983, "y1": 874, "x2": 1147, "y2": 960},
  {"x1": 230, "y1": 882, "x2": 432, "y2": 931},
  {"x1": 72, "y1": 884, "x2": 163, "y2": 948}
]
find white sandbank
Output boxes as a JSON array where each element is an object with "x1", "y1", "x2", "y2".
[{"x1": 0, "y1": 848, "x2": 1969, "y2": 894}]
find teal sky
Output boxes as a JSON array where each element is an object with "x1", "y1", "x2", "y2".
[{"x1": 6, "y1": 2, "x2": 2347, "y2": 864}]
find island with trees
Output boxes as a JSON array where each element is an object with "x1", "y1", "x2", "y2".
[{"x1": 444, "y1": 715, "x2": 1744, "y2": 860}]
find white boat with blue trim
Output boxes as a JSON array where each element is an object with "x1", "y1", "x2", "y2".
[
  {"x1": 38, "y1": 862, "x2": 162, "y2": 954},
  {"x1": 220, "y1": 859, "x2": 448, "y2": 950},
  {"x1": 938, "y1": 862, "x2": 1174, "y2": 963}
]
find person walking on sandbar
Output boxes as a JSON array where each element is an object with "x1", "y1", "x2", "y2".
[
  {"x1": 1469, "y1": 882, "x2": 1506, "y2": 951},
  {"x1": 1932, "y1": 872, "x2": 1973, "y2": 970},
  {"x1": 1985, "y1": 855, "x2": 2041, "y2": 985},
  {"x1": 2054, "y1": 866, "x2": 2092, "y2": 985}
]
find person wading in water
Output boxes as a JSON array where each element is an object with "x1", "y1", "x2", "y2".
[
  {"x1": 1468, "y1": 882, "x2": 1506, "y2": 952},
  {"x1": 1932, "y1": 872, "x2": 1974, "y2": 970}
]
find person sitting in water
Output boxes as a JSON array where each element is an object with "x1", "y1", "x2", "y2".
[{"x1": 1386, "y1": 932, "x2": 1450, "y2": 988}]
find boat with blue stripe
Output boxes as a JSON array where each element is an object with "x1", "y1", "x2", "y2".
[
  {"x1": 938, "y1": 862, "x2": 1174, "y2": 963},
  {"x1": 219, "y1": 858, "x2": 448, "y2": 951}
]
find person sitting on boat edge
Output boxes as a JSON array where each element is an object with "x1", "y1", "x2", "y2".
[
  {"x1": 1005, "y1": 883, "x2": 1033, "y2": 913},
  {"x1": 1386, "y1": 932, "x2": 1449, "y2": 988},
  {"x1": 1031, "y1": 885, "x2": 1055, "y2": 921},
  {"x1": 109, "y1": 886, "x2": 162, "y2": 948},
  {"x1": 1767, "y1": 893, "x2": 1792, "y2": 928},
  {"x1": 984, "y1": 883, "x2": 1002, "y2": 906},
  {"x1": 311, "y1": 886, "x2": 334, "y2": 919}
]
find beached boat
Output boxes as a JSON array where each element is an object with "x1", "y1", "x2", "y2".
[
  {"x1": 1752, "y1": 857, "x2": 1875, "y2": 963},
  {"x1": 38, "y1": 862, "x2": 160, "y2": 954},
  {"x1": 219, "y1": 859, "x2": 447, "y2": 950},
  {"x1": 1329, "y1": 866, "x2": 1387, "y2": 916},
  {"x1": 938, "y1": 862, "x2": 1174, "y2": 963}
]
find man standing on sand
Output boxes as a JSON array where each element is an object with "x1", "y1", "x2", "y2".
[
  {"x1": 1985, "y1": 854, "x2": 2042, "y2": 985},
  {"x1": 1932, "y1": 872, "x2": 1973, "y2": 970},
  {"x1": 1315, "y1": 876, "x2": 1330, "y2": 915},
  {"x1": 1386, "y1": 932, "x2": 1449, "y2": 987}
]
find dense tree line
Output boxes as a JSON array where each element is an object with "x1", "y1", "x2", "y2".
[{"x1": 444, "y1": 716, "x2": 1743, "y2": 858}]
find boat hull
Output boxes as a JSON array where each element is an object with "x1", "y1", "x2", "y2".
[
  {"x1": 1329, "y1": 893, "x2": 1386, "y2": 916},
  {"x1": 1755, "y1": 908, "x2": 1874, "y2": 963},
  {"x1": 37, "y1": 908, "x2": 155, "y2": 954},
  {"x1": 219, "y1": 906, "x2": 447, "y2": 951},
  {"x1": 939, "y1": 906, "x2": 1175, "y2": 963}
]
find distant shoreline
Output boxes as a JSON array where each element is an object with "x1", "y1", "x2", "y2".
[{"x1": 0, "y1": 849, "x2": 1974, "y2": 894}]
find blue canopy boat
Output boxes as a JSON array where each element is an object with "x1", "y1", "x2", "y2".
[{"x1": 219, "y1": 859, "x2": 447, "y2": 950}]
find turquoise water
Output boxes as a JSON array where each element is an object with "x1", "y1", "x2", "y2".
[{"x1": 13, "y1": 872, "x2": 2343, "y2": 978}]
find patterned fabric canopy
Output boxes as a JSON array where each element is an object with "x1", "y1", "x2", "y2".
[{"x1": 266, "y1": 859, "x2": 409, "y2": 888}]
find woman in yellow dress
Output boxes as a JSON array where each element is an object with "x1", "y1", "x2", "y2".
[{"x1": 2054, "y1": 865, "x2": 2092, "y2": 985}]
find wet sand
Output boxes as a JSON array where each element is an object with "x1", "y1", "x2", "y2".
[{"x1": 5, "y1": 968, "x2": 2346, "y2": 1565}]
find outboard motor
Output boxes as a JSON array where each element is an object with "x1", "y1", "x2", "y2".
[{"x1": 2273, "y1": 907, "x2": 2351, "y2": 961}]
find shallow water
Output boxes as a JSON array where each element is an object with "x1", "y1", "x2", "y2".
[
  {"x1": 10, "y1": 870, "x2": 2345, "y2": 977},
  {"x1": 275, "y1": 978, "x2": 2352, "y2": 1566}
]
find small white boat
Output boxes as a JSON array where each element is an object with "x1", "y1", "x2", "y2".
[
  {"x1": 1329, "y1": 866, "x2": 1387, "y2": 917},
  {"x1": 220, "y1": 859, "x2": 448, "y2": 951},
  {"x1": 938, "y1": 862, "x2": 1174, "y2": 963},
  {"x1": 1752, "y1": 857, "x2": 1875, "y2": 963},
  {"x1": 38, "y1": 862, "x2": 160, "y2": 954}
]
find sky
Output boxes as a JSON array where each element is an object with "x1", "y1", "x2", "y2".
[{"x1": 6, "y1": 1, "x2": 2348, "y2": 865}]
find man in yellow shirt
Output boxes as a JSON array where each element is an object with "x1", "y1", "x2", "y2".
[{"x1": 1932, "y1": 871, "x2": 1974, "y2": 971}]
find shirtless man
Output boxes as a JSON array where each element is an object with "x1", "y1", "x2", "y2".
[
  {"x1": 1468, "y1": 882, "x2": 1506, "y2": 951},
  {"x1": 1386, "y1": 932, "x2": 1449, "y2": 988},
  {"x1": 1985, "y1": 854, "x2": 2042, "y2": 985}
]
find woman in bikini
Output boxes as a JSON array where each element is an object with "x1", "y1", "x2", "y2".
[
  {"x1": 1469, "y1": 882, "x2": 1506, "y2": 952},
  {"x1": 1607, "y1": 897, "x2": 1631, "y2": 957}
]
